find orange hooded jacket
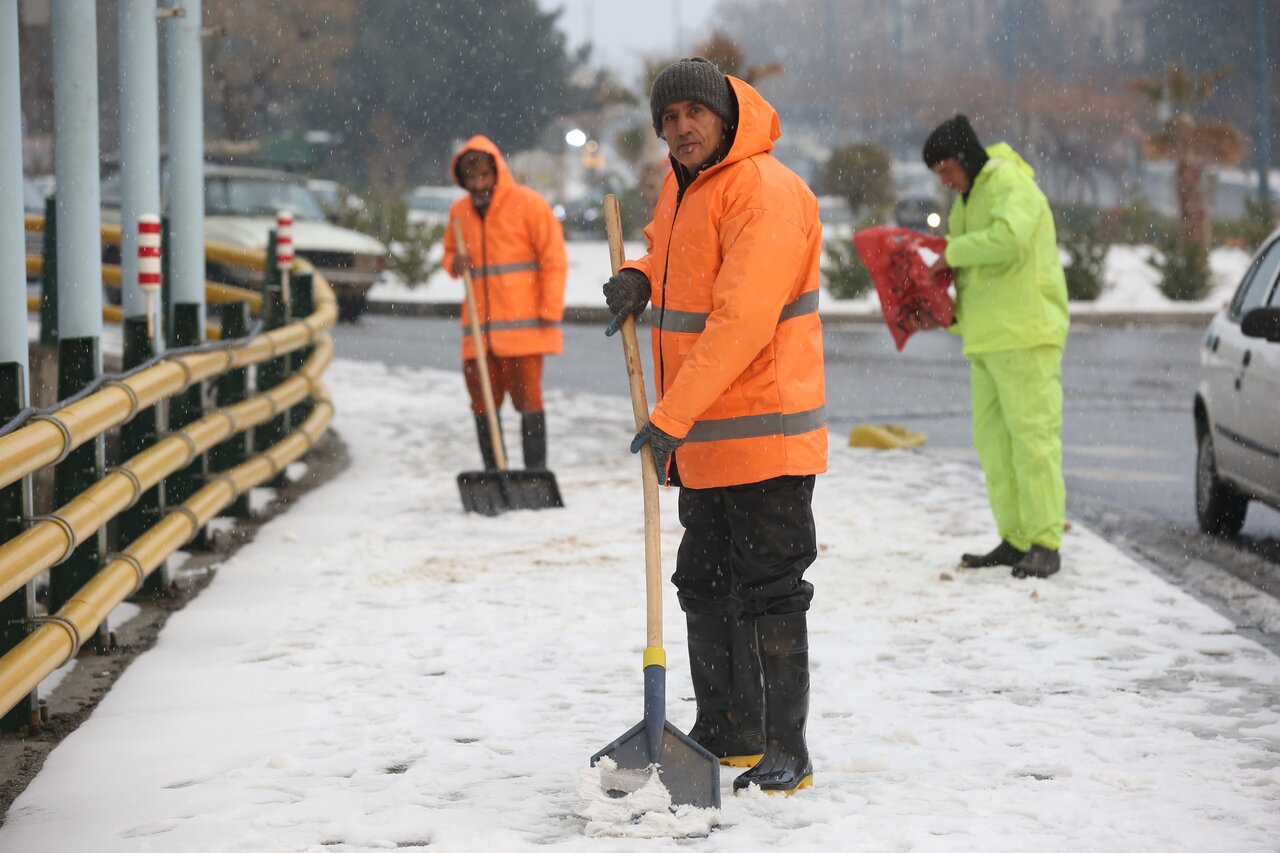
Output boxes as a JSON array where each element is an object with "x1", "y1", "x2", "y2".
[
  {"x1": 443, "y1": 135, "x2": 567, "y2": 360},
  {"x1": 623, "y1": 77, "x2": 827, "y2": 489}
]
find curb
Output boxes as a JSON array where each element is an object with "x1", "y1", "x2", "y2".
[{"x1": 365, "y1": 300, "x2": 1216, "y2": 328}]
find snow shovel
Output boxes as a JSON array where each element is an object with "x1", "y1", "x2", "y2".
[
  {"x1": 590, "y1": 194, "x2": 720, "y2": 810},
  {"x1": 453, "y1": 221, "x2": 563, "y2": 516}
]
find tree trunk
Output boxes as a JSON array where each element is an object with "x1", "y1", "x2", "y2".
[{"x1": 1175, "y1": 154, "x2": 1209, "y2": 249}]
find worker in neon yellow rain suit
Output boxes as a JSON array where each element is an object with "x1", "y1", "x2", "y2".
[{"x1": 908, "y1": 115, "x2": 1069, "y2": 580}]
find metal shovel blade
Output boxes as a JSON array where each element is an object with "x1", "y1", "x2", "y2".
[
  {"x1": 457, "y1": 471, "x2": 510, "y2": 516},
  {"x1": 501, "y1": 468, "x2": 564, "y2": 511},
  {"x1": 591, "y1": 719, "x2": 721, "y2": 810}
]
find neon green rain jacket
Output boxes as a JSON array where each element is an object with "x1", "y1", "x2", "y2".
[{"x1": 943, "y1": 143, "x2": 1069, "y2": 356}]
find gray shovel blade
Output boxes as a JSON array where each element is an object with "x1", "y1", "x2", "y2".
[
  {"x1": 501, "y1": 469, "x2": 564, "y2": 511},
  {"x1": 457, "y1": 471, "x2": 509, "y2": 516},
  {"x1": 592, "y1": 720, "x2": 721, "y2": 810}
]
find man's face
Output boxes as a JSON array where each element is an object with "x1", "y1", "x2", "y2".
[
  {"x1": 661, "y1": 100, "x2": 726, "y2": 171},
  {"x1": 461, "y1": 160, "x2": 497, "y2": 207},
  {"x1": 931, "y1": 157, "x2": 971, "y2": 194}
]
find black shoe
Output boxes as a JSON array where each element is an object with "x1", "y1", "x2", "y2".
[
  {"x1": 686, "y1": 613, "x2": 765, "y2": 767},
  {"x1": 1012, "y1": 545, "x2": 1060, "y2": 579},
  {"x1": 960, "y1": 540, "x2": 1027, "y2": 568},
  {"x1": 732, "y1": 613, "x2": 813, "y2": 795}
]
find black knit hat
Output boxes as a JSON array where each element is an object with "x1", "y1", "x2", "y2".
[
  {"x1": 922, "y1": 114, "x2": 989, "y2": 181},
  {"x1": 649, "y1": 57, "x2": 737, "y2": 137}
]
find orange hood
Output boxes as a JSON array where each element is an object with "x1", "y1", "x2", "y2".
[{"x1": 451, "y1": 135, "x2": 515, "y2": 206}]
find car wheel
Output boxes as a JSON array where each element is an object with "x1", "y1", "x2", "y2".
[{"x1": 1195, "y1": 430, "x2": 1248, "y2": 536}]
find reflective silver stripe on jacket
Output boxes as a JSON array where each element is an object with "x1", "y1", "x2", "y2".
[
  {"x1": 473, "y1": 260, "x2": 540, "y2": 278},
  {"x1": 651, "y1": 289, "x2": 820, "y2": 334},
  {"x1": 474, "y1": 317, "x2": 561, "y2": 334},
  {"x1": 685, "y1": 405, "x2": 826, "y2": 443}
]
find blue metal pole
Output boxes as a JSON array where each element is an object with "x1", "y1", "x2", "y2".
[
  {"x1": 0, "y1": 0, "x2": 27, "y2": 372},
  {"x1": 119, "y1": 0, "x2": 170, "y2": 594},
  {"x1": 0, "y1": 0, "x2": 39, "y2": 735},
  {"x1": 48, "y1": 0, "x2": 107, "y2": 636},
  {"x1": 163, "y1": 0, "x2": 204, "y2": 335},
  {"x1": 119, "y1": 0, "x2": 163, "y2": 323},
  {"x1": 52, "y1": 0, "x2": 103, "y2": 348}
]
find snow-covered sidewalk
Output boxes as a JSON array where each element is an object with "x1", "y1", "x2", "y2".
[{"x1": 2, "y1": 358, "x2": 1278, "y2": 852}]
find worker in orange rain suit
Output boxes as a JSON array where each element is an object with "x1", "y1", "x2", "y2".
[
  {"x1": 443, "y1": 135, "x2": 567, "y2": 471},
  {"x1": 602, "y1": 57, "x2": 827, "y2": 794}
]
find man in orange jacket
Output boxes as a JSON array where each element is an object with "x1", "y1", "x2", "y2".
[
  {"x1": 443, "y1": 136, "x2": 567, "y2": 471},
  {"x1": 603, "y1": 58, "x2": 827, "y2": 794}
]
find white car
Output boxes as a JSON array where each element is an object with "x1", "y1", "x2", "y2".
[
  {"x1": 405, "y1": 185, "x2": 464, "y2": 229},
  {"x1": 103, "y1": 165, "x2": 387, "y2": 321},
  {"x1": 1194, "y1": 228, "x2": 1280, "y2": 535}
]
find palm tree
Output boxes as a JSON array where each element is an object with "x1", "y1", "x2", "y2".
[{"x1": 1127, "y1": 64, "x2": 1246, "y2": 249}]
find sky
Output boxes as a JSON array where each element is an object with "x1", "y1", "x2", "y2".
[
  {"x1": 3, "y1": 240, "x2": 1277, "y2": 851},
  {"x1": 537, "y1": 0, "x2": 721, "y2": 81}
]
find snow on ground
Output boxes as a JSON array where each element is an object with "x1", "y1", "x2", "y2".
[
  {"x1": 368, "y1": 240, "x2": 1253, "y2": 316},
  {"x1": 2, "y1": 358, "x2": 1278, "y2": 852}
]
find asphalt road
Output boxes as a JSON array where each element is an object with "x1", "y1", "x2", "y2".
[{"x1": 331, "y1": 311, "x2": 1280, "y2": 641}]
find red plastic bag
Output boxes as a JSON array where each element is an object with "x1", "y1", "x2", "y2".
[{"x1": 853, "y1": 226, "x2": 954, "y2": 351}]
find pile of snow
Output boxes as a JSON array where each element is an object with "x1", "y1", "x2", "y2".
[{"x1": 1, "y1": 359, "x2": 1277, "y2": 852}]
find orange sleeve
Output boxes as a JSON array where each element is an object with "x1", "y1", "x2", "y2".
[
  {"x1": 442, "y1": 211, "x2": 459, "y2": 280},
  {"x1": 621, "y1": 216, "x2": 658, "y2": 283}
]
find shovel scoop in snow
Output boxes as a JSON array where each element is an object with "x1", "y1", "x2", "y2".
[{"x1": 591, "y1": 657, "x2": 720, "y2": 810}]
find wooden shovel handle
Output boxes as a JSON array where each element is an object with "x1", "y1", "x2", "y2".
[
  {"x1": 604, "y1": 195, "x2": 662, "y2": 650},
  {"x1": 453, "y1": 219, "x2": 507, "y2": 471}
]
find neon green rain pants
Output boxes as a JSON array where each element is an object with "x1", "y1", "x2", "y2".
[{"x1": 969, "y1": 345, "x2": 1065, "y2": 552}]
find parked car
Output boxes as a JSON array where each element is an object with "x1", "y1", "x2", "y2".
[
  {"x1": 1193, "y1": 227, "x2": 1280, "y2": 536},
  {"x1": 405, "y1": 185, "x2": 464, "y2": 229},
  {"x1": 307, "y1": 178, "x2": 361, "y2": 223},
  {"x1": 102, "y1": 164, "x2": 387, "y2": 321}
]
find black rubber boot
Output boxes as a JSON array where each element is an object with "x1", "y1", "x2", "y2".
[
  {"x1": 1012, "y1": 545, "x2": 1061, "y2": 579},
  {"x1": 521, "y1": 410, "x2": 548, "y2": 470},
  {"x1": 474, "y1": 413, "x2": 501, "y2": 471},
  {"x1": 685, "y1": 612, "x2": 765, "y2": 767},
  {"x1": 960, "y1": 540, "x2": 1027, "y2": 568},
  {"x1": 733, "y1": 612, "x2": 813, "y2": 794}
]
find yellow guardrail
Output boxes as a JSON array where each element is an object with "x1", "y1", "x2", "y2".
[{"x1": 1, "y1": 233, "x2": 338, "y2": 723}]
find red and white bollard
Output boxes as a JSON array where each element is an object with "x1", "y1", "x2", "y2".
[
  {"x1": 276, "y1": 210, "x2": 294, "y2": 307},
  {"x1": 138, "y1": 214, "x2": 162, "y2": 339}
]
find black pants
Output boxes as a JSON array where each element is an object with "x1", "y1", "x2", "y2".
[{"x1": 673, "y1": 473, "x2": 817, "y2": 618}]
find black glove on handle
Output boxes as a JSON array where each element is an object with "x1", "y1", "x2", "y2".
[
  {"x1": 603, "y1": 268, "x2": 651, "y2": 336},
  {"x1": 630, "y1": 420, "x2": 684, "y2": 485}
]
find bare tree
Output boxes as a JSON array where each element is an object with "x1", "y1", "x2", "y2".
[{"x1": 1128, "y1": 64, "x2": 1246, "y2": 248}]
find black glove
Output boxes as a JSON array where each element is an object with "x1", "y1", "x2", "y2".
[
  {"x1": 603, "y1": 269, "x2": 651, "y2": 336},
  {"x1": 630, "y1": 420, "x2": 684, "y2": 485}
]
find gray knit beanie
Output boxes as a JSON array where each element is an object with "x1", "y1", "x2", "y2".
[{"x1": 649, "y1": 57, "x2": 737, "y2": 137}]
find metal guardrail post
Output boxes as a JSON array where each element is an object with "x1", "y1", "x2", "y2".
[
  {"x1": 0, "y1": 364, "x2": 36, "y2": 733},
  {"x1": 167, "y1": 299, "x2": 207, "y2": 550},
  {"x1": 258, "y1": 229, "x2": 290, "y2": 488},
  {"x1": 212, "y1": 300, "x2": 251, "y2": 517},
  {"x1": 47, "y1": 339, "x2": 107, "y2": 641},
  {"x1": 40, "y1": 195, "x2": 57, "y2": 347},
  {"x1": 289, "y1": 271, "x2": 314, "y2": 425},
  {"x1": 120, "y1": 318, "x2": 169, "y2": 596}
]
